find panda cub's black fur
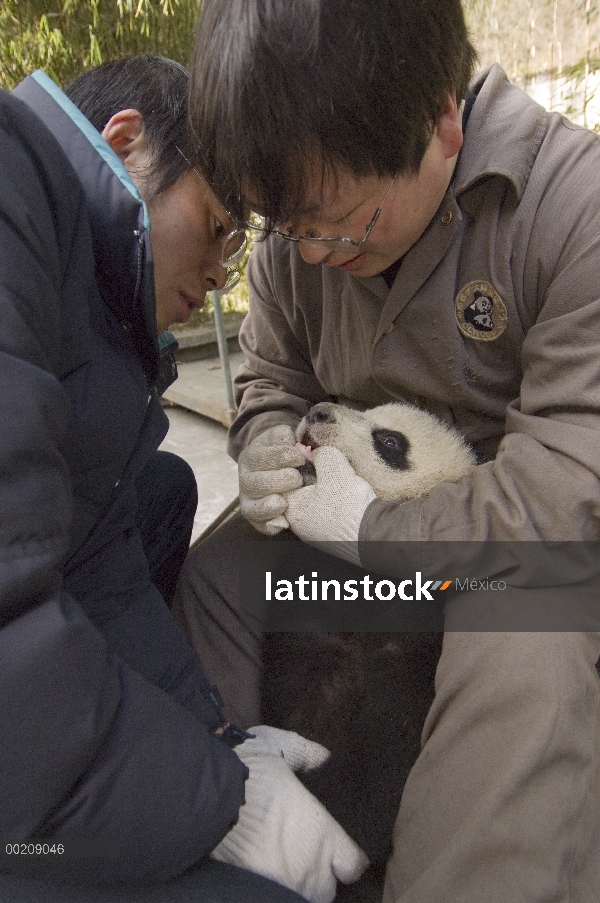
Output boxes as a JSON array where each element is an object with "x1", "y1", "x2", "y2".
[
  {"x1": 261, "y1": 402, "x2": 475, "y2": 900},
  {"x1": 370, "y1": 428, "x2": 411, "y2": 470}
]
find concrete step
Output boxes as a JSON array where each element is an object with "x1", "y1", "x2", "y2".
[{"x1": 162, "y1": 351, "x2": 245, "y2": 428}]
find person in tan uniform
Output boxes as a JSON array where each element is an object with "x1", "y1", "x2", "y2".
[{"x1": 173, "y1": 0, "x2": 600, "y2": 900}]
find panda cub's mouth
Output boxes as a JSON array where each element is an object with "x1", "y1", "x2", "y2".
[
  {"x1": 296, "y1": 432, "x2": 319, "y2": 463},
  {"x1": 296, "y1": 432, "x2": 319, "y2": 485}
]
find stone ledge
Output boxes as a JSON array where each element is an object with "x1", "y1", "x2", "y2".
[{"x1": 170, "y1": 313, "x2": 246, "y2": 362}]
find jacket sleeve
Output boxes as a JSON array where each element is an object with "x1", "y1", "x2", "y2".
[
  {"x1": 0, "y1": 91, "x2": 246, "y2": 884},
  {"x1": 227, "y1": 243, "x2": 331, "y2": 459}
]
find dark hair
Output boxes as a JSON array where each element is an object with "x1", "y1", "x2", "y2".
[
  {"x1": 65, "y1": 54, "x2": 195, "y2": 198},
  {"x1": 190, "y1": 0, "x2": 478, "y2": 225}
]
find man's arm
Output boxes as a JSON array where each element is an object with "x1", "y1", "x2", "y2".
[
  {"x1": 226, "y1": 244, "x2": 333, "y2": 533},
  {"x1": 228, "y1": 244, "x2": 332, "y2": 459}
]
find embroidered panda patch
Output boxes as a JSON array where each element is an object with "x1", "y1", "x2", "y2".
[{"x1": 455, "y1": 280, "x2": 507, "y2": 341}]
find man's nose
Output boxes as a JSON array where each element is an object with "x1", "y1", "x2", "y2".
[
  {"x1": 297, "y1": 241, "x2": 332, "y2": 266},
  {"x1": 204, "y1": 257, "x2": 229, "y2": 292}
]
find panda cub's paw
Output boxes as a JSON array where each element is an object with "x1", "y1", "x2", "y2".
[{"x1": 299, "y1": 460, "x2": 317, "y2": 485}]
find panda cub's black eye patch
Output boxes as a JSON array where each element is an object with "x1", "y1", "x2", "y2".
[{"x1": 371, "y1": 428, "x2": 411, "y2": 470}]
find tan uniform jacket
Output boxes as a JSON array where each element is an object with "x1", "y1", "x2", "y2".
[{"x1": 229, "y1": 64, "x2": 600, "y2": 543}]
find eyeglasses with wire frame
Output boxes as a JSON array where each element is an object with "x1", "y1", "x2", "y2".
[
  {"x1": 175, "y1": 145, "x2": 247, "y2": 294},
  {"x1": 250, "y1": 175, "x2": 397, "y2": 254}
]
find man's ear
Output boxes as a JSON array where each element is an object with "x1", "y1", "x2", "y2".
[
  {"x1": 436, "y1": 93, "x2": 463, "y2": 161},
  {"x1": 101, "y1": 109, "x2": 150, "y2": 177}
]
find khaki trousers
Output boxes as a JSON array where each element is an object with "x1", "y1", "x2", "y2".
[{"x1": 172, "y1": 516, "x2": 600, "y2": 902}]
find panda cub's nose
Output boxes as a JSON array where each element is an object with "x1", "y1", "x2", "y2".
[{"x1": 308, "y1": 404, "x2": 334, "y2": 424}]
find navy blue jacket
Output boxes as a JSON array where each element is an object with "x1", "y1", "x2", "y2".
[{"x1": 0, "y1": 74, "x2": 246, "y2": 885}]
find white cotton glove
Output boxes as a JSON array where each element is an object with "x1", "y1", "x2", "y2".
[
  {"x1": 239, "y1": 724, "x2": 332, "y2": 772},
  {"x1": 284, "y1": 446, "x2": 377, "y2": 546},
  {"x1": 212, "y1": 726, "x2": 369, "y2": 903},
  {"x1": 238, "y1": 425, "x2": 305, "y2": 535}
]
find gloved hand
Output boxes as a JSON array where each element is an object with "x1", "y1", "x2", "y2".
[
  {"x1": 240, "y1": 724, "x2": 332, "y2": 772},
  {"x1": 212, "y1": 726, "x2": 369, "y2": 903},
  {"x1": 238, "y1": 425, "x2": 305, "y2": 535},
  {"x1": 284, "y1": 446, "x2": 377, "y2": 544}
]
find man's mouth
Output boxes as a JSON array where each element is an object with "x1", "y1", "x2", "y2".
[
  {"x1": 333, "y1": 253, "x2": 365, "y2": 272},
  {"x1": 180, "y1": 292, "x2": 204, "y2": 312}
]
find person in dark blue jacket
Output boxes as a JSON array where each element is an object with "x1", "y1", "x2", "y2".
[{"x1": 0, "y1": 56, "x2": 367, "y2": 903}]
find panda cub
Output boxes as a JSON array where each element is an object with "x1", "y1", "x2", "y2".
[
  {"x1": 261, "y1": 402, "x2": 475, "y2": 900},
  {"x1": 295, "y1": 400, "x2": 475, "y2": 499}
]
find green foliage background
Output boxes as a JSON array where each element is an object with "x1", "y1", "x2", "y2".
[
  {"x1": 0, "y1": 0, "x2": 200, "y2": 90},
  {"x1": 3, "y1": 1, "x2": 598, "y2": 93}
]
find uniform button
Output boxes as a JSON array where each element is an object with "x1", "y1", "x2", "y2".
[
  {"x1": 441, "y1": 211, "x2": 453, "y2": 225},
  {"x1": 383, "y1": 323, "x2": 394, "y2": 335}
]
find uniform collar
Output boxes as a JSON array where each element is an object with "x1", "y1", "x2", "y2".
[{"x1": 453, "y1": 64, "x2": 548, "y2": 204}]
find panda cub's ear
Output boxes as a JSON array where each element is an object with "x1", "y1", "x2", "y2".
[{"x1": 370, "y1": 429, "x2": 411, "y2": 471}]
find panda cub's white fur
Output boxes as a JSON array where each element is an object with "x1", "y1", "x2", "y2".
[{"x1": 296, "y1": 401, "x2": 475, "y2": 502}]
